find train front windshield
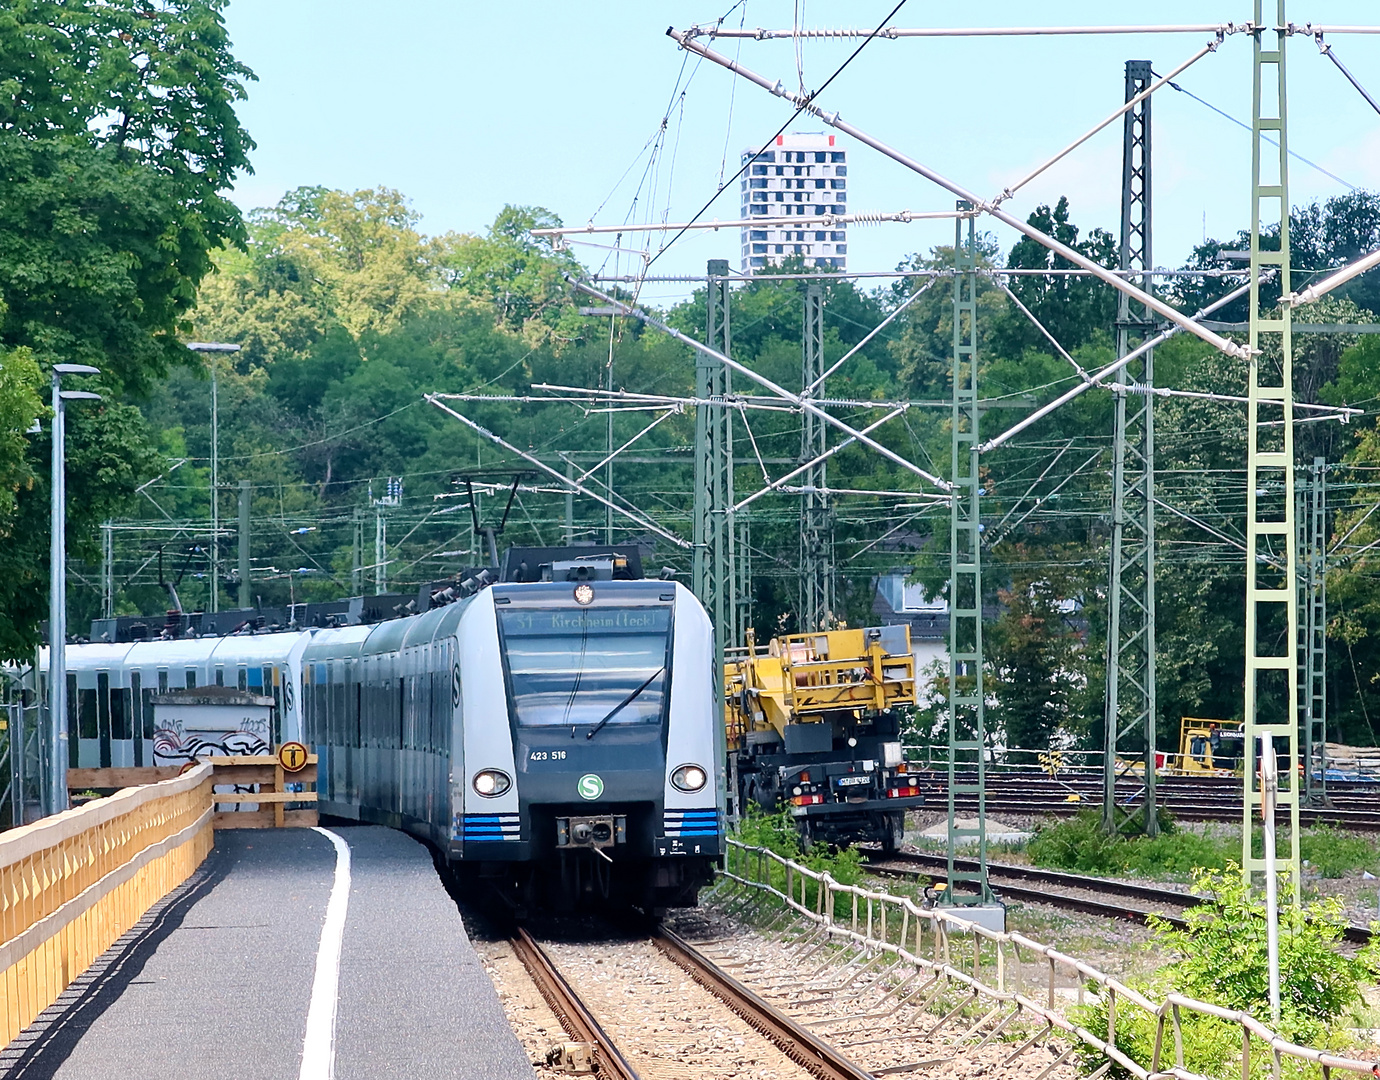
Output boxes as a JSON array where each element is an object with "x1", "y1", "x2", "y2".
[{"x1": 498, "y1": 606, "x2": 671, "y2": 728}]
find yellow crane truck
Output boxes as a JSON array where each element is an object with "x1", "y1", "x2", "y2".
[{"x1": 725, "y1": 624, "x2": 924, "y2": 851}]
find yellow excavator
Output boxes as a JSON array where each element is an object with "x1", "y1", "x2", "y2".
[
  {"x1": 726, "y1": 624, "x2": 923, "y2": 851},
  {"x1": 1170, "y1": 717, "x2": 1246, "y2": 775}
]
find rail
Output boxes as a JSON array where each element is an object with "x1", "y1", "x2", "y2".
[
  {"x1": 865, "y1": 851, "x2": 1374, "y2": 945},
  {"x1": 724, "y1": 839, "x2": 1380, "y2": 1080},
  {"x1": 509, "y1": 927, "x2": 642, "y2": 1080},
  {"x1": 0, "y1": 764, "x2": 214, "y2": 1048},
  {"x1": 653, "y1": 926, "x2": 873, "y2": 1080}
]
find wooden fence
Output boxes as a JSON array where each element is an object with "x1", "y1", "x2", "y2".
[
  {"x1": 207, "y1": 753, "x2": 318, "y2": 829},
  {"x1": 0, "y1": 764, "x2": 214, "y2": 1048}
]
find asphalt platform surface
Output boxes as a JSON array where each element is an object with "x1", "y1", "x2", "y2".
[{"x1": 0, "y1": 826, "x2": 535, "y2": 1080}]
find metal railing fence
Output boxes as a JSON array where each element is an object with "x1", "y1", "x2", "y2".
[{"x1": 722, "y1": 840, "x2": 1378, "y2": 1080}]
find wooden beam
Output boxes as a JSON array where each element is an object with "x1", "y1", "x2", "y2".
[{"x1": 68, "y1": 767, "x2": 182, "y2": 789}]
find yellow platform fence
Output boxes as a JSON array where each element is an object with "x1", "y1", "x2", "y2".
[{"x1": 0, "y1": 763, "x2": 214, "y2": 1048}]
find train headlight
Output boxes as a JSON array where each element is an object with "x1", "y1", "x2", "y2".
[
  {"x1": 573, "y1": 583, "x2": 595, "y2": 605},
  {"x1": 473, "y1": 769, "x2": 512, "y2": 798},
  {"x1": 670, "y1": 764, "x2": 708, "y2": 793}
]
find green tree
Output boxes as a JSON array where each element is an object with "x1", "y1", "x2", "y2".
[
  {"x1": 990, "y1": 196, "x2": 1117, "y2": 359},
  {"x1": 439, "y1": 205, "x2": 584, "y2": 342},
  {"x1": 0, "y1": 343, "x2": 42, "y2": 533},
  {"x1": 0, "y1": 0, "x2": 254, "y2": 655},
  {"x1": 986, "y1": 544, "x2": 1089, "y2": 750}
]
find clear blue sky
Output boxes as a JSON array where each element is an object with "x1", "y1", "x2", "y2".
[{"x1": 223, "y1": 1, "x2": 1380, "y2": 304}]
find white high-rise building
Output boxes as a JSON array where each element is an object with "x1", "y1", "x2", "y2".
[{"x1": 740, "y1": 133, "x2": 848, "y2": 274}]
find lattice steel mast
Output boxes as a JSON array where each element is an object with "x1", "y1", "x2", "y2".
[
  {"x1": 693, "y1": 260, "x2": 738, "y2": 744},
  {"x1": 1103, "y1": 60, "x2": 1159, "y2": 836},
  {"x1": 1244, "y1": 1, "x2": 1301, "y2": 899},
  {"x1": 799, "y1": 282, "x2": 833, "y2": 631},
  {"x1": 1301, "y1": 457, "x2": 1327, "y2": 805},
  {"x1": 946, "y1": 205, "x2": 992, "y2": 905}
]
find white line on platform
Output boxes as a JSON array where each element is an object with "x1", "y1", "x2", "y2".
[{"x1": 300, "y1": 827, "x2": 352, "y2": 1080}]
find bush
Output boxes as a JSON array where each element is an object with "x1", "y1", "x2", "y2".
[
  {"x1": 1028, "y1": 813, "x2": 1242, "y2": 882},
  {"x1": 1123, "y1": 829, "x2": 1232, "y2": 878},
  {"x1": 1074, "y1": 864, "x2": 1380, "y2": 1078},
  {"x1": 1300, "y1": 824, "x2": 1380, "y2": 879},
  {"x1": 732, "y1": 807, "x2": 866, "y2": 907},
  {"x1": 1026, "y1": 811, "x2": 1128, "y2": 874}
]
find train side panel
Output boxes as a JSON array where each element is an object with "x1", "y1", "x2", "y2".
[
  {"x1": 454, "y1": 590, "x2": 521, "y2": 856},
  {"x1": 661, "y1": 584, "x2": 723, "y2": 858}
]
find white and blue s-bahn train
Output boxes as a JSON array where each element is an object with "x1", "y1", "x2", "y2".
[{"x1": 34, "y1": 565, "x2": 724, "y2": 910}]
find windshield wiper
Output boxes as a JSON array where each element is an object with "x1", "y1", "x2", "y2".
[{"x1": 586, "y1": 667, "x2": 665, "y2": 740}]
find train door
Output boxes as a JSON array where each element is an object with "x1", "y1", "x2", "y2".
[{"x1": 448, "y1": 633, "x2": 465, "y2": 857}]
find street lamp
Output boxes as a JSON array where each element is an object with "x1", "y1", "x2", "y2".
[
  {"x1": 187, "y1": 342, "x2": 240, "y2": 616},
  {"x1": 48, "y1": 363, "x2": 102, "y2": 816}
]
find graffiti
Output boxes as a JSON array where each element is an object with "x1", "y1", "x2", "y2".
[
  {"x1": 152, "y1": 715, "x2": 270, "y2": 766},
  {"x1": 153, "y1": 722, "x2": 271, "y2": 813}
]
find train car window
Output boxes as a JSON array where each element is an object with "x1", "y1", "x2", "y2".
[
  {"x1": 406, "y1": 668, "x2": 417, "y2": 752},
  {"x1": 67, "y1": 673, "x2": 80, "y2": 737},
  {"x1": 316, "y1": 664, "x2": 330, "y2": 747},
  {"x1": 353, "y1": 681, "x2": 362, "y2": 747},
  {"x1": 111, "y1": 687, "x2": 132, "y2": 741},
  {"x1": 332, "y1": 667, "x2": 345, "y2": 748},
  {"x1": 130, "y1": 673, "x2": 144, "y2": 766},
  {"x1": 214, "y1": 666, "x2": 225, "y2": 687},
  {"x1": 237, "y1": 667, "x2": 248, "y2": 691},
  {"x1": 497, "y1": 607, "x2": 671, "y2": 728},
  {"x1": 78, "y1": 686, "x2": 97, "y2": 740},
  {"x1": 272, "y1": 668, "x2": 284, "y2": 742},
  {"x1": 315, "y1": 667, "x2": 330, "y2": 747},
  {"x1": 397, "y1": 677, "x2": 405, "y2": 749},
  {"x1": 96, "y1": 672, "x2": 111, "y2": 765},
  {"x1": 185, "y1": 668, "x2": 197, "y2": 690},
  {"x1": 158, "y1": 670, "x2": 169, "y2": 693},
  {"x1": 432, "y1": 665, "x2": 445, "y2": 753},
  {"x1": 420, "y1": 664, "x2": 431, "y2": 752}
]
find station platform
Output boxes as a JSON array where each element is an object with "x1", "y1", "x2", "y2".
[{"x1": 0, "y1": 826, "x2": 536, "y2": 1080}]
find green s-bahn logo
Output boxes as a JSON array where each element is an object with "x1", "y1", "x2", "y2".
[{"x1": 577, "y1": 774, "x2": 604, "y2": 800}]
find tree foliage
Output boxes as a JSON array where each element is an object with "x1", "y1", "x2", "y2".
[
  {"x1": 1076, "y1": 865, "x2": 1380, "y2": 1077},
  {"x1": 20, "y1": 139, "x2": 1380, "y2": 759},
  {"x1": 0, "y1": 0, "x2": 253, "y2": 656}
]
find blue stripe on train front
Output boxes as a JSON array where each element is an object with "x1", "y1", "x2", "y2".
[
  {"x1": 464, "y1": 813, "x2": 521, "y2": 841},
  {"x1": 663, "y1": 808, "x2": 719, "y2": 837}
]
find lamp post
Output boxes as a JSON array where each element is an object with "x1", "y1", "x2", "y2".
[
  {"x1": 47, "y1": 363, "x2": 102, "y2": 816},
  {"x1": 187, "y1": 343, "x2": 241, "y2": 616}
]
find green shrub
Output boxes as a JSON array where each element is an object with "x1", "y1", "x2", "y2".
[
  {"x1": 732, "y1": 806, "x2": 867, "y2": 908},
  {"x1": 1074, "y1": 864, "x2": 1380, "y2": 1078},
  {"x1": 1026, "y1": 811, "x2": 1128, "y2": 874},
  {"x1": 1123, "y1": 829, "x2": 1232, "y2": 878},
  {"x1": 1299, "y1": 824, "x2": 1380, "y2": 879},
  {"x1": 1114, "y1": 803, "x2": 1178, "y2": 837},
  {"x1": 1028, "y1": 813, "x2": 1240, "y2": 882}
]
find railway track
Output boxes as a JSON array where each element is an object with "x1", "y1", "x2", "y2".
[
  {"x1": 654, "y1": 927, "x2": 876, "y2": 1080},
  {"x1": 506, "y1": 924, "x2": 875, "y2": 1080},
  {"x1": 508, "y1": 926, "x2": 643, "y2": 1080},
  {"x1": 865, "y1": 851, "x2": 1374, "y2": 944},
  {"x1": 910, "y1": 770, "x2": 1380, "y2": 829}
]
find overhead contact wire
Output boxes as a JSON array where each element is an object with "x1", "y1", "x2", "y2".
[{"x1": 645, "y1": 0, "x2": 909, "y2": 271}]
